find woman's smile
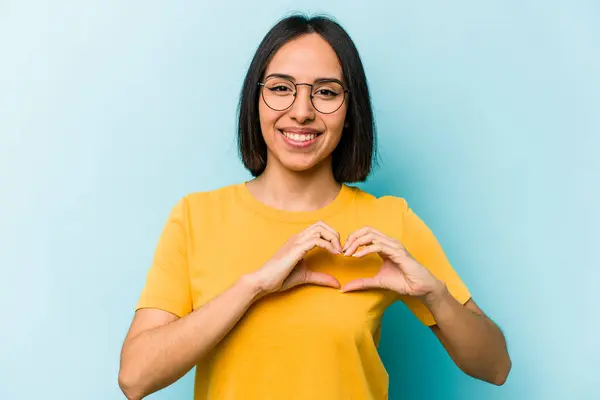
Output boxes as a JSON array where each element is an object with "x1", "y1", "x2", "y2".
[{"x1": 278, "y1": 127, "x2": 323, "y2": 148}]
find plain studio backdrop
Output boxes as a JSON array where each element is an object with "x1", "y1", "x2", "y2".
[{"x1": 1, "y1": 1, "x2": 598, "y2": 399}]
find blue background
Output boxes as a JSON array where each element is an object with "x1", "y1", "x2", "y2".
[{"x1": 1, "y1": 1, "x2": 598, "y2": 399}]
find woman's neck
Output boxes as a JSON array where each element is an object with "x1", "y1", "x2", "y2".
[{"x1": 246, "y1": 162, "x2": 342, "y2": 212}]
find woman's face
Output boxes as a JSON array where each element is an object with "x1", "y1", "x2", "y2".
[{"x1": 258, "y1": 33, "x2": 348, "y2": 174}]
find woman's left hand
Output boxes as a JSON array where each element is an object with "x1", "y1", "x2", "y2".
[{"x1": 341, "y1": 226, "x2": 443, "y2": 297}]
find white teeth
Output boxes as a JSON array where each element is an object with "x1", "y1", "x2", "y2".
[{"x1": 282, "y1": 131, "x2": 317, "y2": 142}]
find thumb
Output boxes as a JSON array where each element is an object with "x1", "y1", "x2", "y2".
[
  {"x1": 304, "y1": 271, "x2": 341, "y2": 289},
  {"x1": 340, "y1": 277, "x2": 381, "y2": 293}
]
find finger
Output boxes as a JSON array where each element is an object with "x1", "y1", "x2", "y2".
[
  {"x1": 312, "y1": 221, "x2": 342, "y2": 251},
  {"x1": 313, "y1": 220, "x2": 339, "y2": 239},
  {"x1": 340, "y1": 277, "x2": 381, "y2": 292},
  {"x1": 343, "y1": 232, "x2": 396, "y2": 257},
  {"x1": 304, "y1": 271, "x2": 341, "y2": 288},
  {"x1": 342, "y1": 226, "x2": 390, "y2": 252},
  {"x1": 351, "y1": 243, "x2": 393, "y2": 258},
  {"x1": 301, "y1": 225, "x2": 342, "y2": 253},
  {"x1": 298, "y1": 237, "x2": 339, "y2": 255},
  {"x1": 302, "y1": 220, "x2": 336, "y2": 237},
  {"x1": 323, "y1": 223, "x2": 342, "y2": 253},
  {"x1": 342, "y1": 226, "x2": 371, "y2": 251},
  {"x1": 343, "y1": 231, "x2": 372, "y2": 255},
  {"x1": 315, "y1": 229, "x2": 342, "y2": 253}
]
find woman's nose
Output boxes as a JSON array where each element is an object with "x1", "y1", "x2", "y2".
[{"x1": 287, "y1": 85, "x2": 315, "y2": 123}]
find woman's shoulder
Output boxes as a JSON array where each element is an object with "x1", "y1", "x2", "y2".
[
  {"x1": 164, "y1": 183, "x2": 245, "y2": 228},
  {"x1": 183, "y1": 182, "x2": 240, "y2": 204},
  {"x1": 346, "y1": 186, "x2": 412, "y2": 233},
  {"x1": 172, "y1": 182, "x2": 246, "y2": 218},
  {"x1": 343, "y1": 186, "x2": 411, "y2": 238},
  {"x1": 349, "y1": 185, "x2": 410, "y2": 212}
]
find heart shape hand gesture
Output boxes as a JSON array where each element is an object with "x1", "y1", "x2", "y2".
[{"x1": 251, "y1": 221, "x2": 442, "y2": 299}]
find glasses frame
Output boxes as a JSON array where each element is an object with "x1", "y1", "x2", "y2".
[{"x1": 257, "y1": 78, "x2": 350, "y2": 115}]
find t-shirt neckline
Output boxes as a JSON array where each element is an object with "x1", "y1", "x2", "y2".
[{"x1": 235, "y1": 181, "x2": 355, "y2": 223}]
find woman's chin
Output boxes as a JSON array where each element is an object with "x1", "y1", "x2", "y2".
[
  {"x1": 267, "y1": 148, "x2": 331, "y2": 173},
  {"x1": 280, "y1": 157, "x2": 322, "y2": 173}
]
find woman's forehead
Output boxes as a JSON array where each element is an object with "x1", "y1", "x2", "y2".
[{"x1": 264, "y1": 34, "x2": 343, "y2": 81}]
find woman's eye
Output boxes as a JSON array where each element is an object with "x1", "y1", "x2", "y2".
[
  {"x1": 270, "y1": 85, "x2": 292, "y2": 92},
  {"x1": 316, "y1": 89, "x2": 337, "y2": 97}
]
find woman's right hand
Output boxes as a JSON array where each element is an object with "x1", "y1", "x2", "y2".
[{"x1": 248, "y1": 221, "x2": 343, "y2": 297}]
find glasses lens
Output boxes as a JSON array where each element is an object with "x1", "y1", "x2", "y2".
[
  {"x1": 311, "y1": 81, "x2": 345, "y2": 114},
  {"x1": 262, "y1": 77, "x2": 295, "y2": 111}
]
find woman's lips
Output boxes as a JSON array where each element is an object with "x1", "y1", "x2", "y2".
[{"x1": 278, "y1": 129, "x2": 322, "y2": 148}]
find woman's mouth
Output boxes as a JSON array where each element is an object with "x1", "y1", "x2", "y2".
[
  {"x1": 282, "y1": 131, "x2": 318, "y2": 141},
  {"x1": 278, "y1": 129, "x2": 322, "y2": 148}
]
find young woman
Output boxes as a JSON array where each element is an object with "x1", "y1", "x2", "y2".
[{"x1": 119, "y1": 14, "x2": 511, "y2": 400}]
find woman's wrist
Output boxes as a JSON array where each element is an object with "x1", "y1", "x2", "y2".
[
  {"x1": 238, "y1": 273, "x2": 269, "y2": 302},
  {"x1": 420, "y1": 280, "x2": 449, "y2": 309}
]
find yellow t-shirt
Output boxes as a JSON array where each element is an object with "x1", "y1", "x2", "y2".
[{"x1": 136, "y1": 182, "x2": 471, "y2": 400}]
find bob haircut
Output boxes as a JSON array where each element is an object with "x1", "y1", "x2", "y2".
[{"x1": 237, "y1": 13, "x2": 377, "y2": 183}]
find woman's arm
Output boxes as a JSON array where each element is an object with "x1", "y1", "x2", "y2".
[
  {"x1": 119, "y1": 221, "x2": 342, "y2": 400},
  {"x1": 118, "y1": 275, "x2": 262, "y2": 400},
  {"x1": 340, "y1": 225, "x2": 512, "y2": 385},
  {"x1": 424, "y1": 286, "x2": 512, "y2": 385}
]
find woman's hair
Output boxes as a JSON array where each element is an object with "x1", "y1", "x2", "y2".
[{"x1": 237, "y1": 13, "x2": 377, "y2": 183}]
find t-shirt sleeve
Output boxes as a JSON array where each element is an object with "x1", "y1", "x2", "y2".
[
  {"x1": 136, "y1": 197, "x2": 193, "y2": 318},
  {"x1": 396, "y1": 199, "x2": 471, "y2": 326}
]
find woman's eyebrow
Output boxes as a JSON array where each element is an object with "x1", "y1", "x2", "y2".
[
  {"x1": 263, "y1": 73, "x2": 344, "y2": 84},
  {"x1": 264, "y1": 73, "x2": 296, "y2": 81}
]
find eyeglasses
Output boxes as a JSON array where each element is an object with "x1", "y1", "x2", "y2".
[{"x1": 258, "y1": 76, "x2": 349, "y2": 114}]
